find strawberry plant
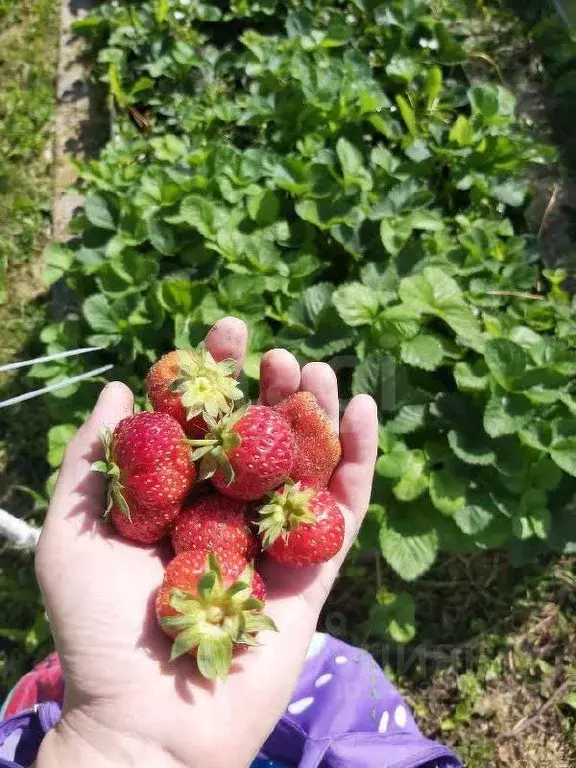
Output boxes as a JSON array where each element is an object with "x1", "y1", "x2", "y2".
[{"x1": 38, "y1": 0, "x2": 576, "y2": 641}]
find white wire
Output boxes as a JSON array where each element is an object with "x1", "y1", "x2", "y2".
[
  {"x1": 0, "y1": 508, "x2": 40, "y2": 550},
  {"x1": 0, "y1": 364, "x2": 113, "y2": 408},
  {"x1": 0, "y1": 346, "x2": 103, "y2": 374}
]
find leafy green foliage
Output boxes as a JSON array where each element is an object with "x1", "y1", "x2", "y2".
[{"x1": 39, "y1": 0, "x2": 576, "y2": 602}]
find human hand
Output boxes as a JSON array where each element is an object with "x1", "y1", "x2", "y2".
[{"x1": 35, "y1": 317, "x2": 378, "y2": 768}]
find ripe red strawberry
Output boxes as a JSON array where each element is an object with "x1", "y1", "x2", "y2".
[
  {"x1": 274, "y1": 392, "x2": 341, "y2": 488},
  {"x1": 190, "y1": 405, "x2": 295, "y2": 501},
  {"x1": 156, "y1": 551, "x2": 274, "y2": 680},
  {"x1": 257, "y1": 482, "x2": 345, "y2": 567},
  {"x1": 93, "y1": 411, "x2": 195, "y2": 541},
  {"x1": 110, "y1": 497, "x2": 178, "y2": 545},
  {"x1": 171, "y1": 494, "x2": 258, "y2": 561},
  {"x1": 146, "y1": 348, "x2": 243, "y2": 437}
]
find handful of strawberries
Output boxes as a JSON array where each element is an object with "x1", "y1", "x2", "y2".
[{"x1": 93, "y1": 347, "x2": 344, "y2": 681}]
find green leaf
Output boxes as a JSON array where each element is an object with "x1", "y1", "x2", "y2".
[
  {"x1": 352, "y1": 355, "x2": 397, "y2": 411},
  {"x1": 429, "y1": 465, "x2": 467, "y2": 516},
  {"x1": 448, "y1": 429, "x2": 496, "y2": 466},
  {"x1": 84, "y1": 194, "x2": 117, "y2": 231},
  {"x1": 395, "y1": 94, "x2": 418, "y2": 137},
  {"x1": 43, "y1": 243, "x2": 74, "y2": 286},
  {"x1": 405, "y1": 140, "x2": 431, "y2": 163},
  {"x1": 393, "y1": 450, "x2": 428, "y2": 502},
  {"x1": 155, "y1": 0, "x2": 169, "y2": 24},
  {"x1": 424, "y1": 66, "x2": 443, "y2": 109},
  {"x1": 399, "y1": 267, "x2": 463, "y2": 313},
  {"x1": 371, "y1": 146, "x2": 398, "y2": 173},
  {"x1": 398, "y1": 268, "x2": 483, "y2": 345},
  {"x1": 367, "y1": 590, "x2": 416, "y2": 644},
  {"x1": 453, "y1": 492, "x2": 496, "y2": 535},
  {"x1": 386, "y1": 56, "x2": 419, "y2": 83},
  {"x1": 400, "y1": 334, "x2": 444, "y2": 371},
  {"x1": 83, "y1": 294, "x2": 117, "y2": 334},
  {"x1": 550, "y1": 438, "x2": 576, "y2": 477},
  {"x1": 454, "y1": 361, "x2": 488, "y2": 392},
  {"x1": 336, "y1": 137, "x2": 372, "y2": 191},
  {"x1": 441, "y1": 305, "x2": 483, "y2": 346},
  {"x1": 484, "y1": 339, "x2": 529, "y2": 390},
  {"x1": 519, "y1": 420, "x2": 553, "y2": 451},
  {"x1": 483, "y1": 392, "x2": 531, "y2": 438},
  {"x1": 379, "y1": 503, "x2": 439, "y2": 581},
  {"x1": 408, "y1": 210, "x2": 444, "y2": 231},
  {"x1": 148, "y1": 218, "x2": 176, "y2": 255},
  {"x1": 380, "y1": 218, "x2": 414, "y2": 255},
  {"x1": 376, "y1": 443, "x2": 411, "y2": 479},
  {"x1": 530, "y1": 458, "x2": 562, "y2": 491},
  {"x1": 515, "y1": 490, "x2": 551, "y2": 540},
  {"x1": 48, "y1": 424, "x2": 76, "y2": 468},
  {"x1": 491, "y1": 179, "x2": 527, "y2": 207},
  {"x1": 449, "y1": 115, "x2": 474, "y2": 146},
  {"x1": 333, "y1": 282, "x2": 379, "y2": 326},
  {"x1": 247, "y1": 189, "x2": 280, "y2": 226},
  {"x1": 159, "y1": 280, "x2": 206, "y2": 317},
  {"x1": 469, "y1": 84, "x2": 515, "y2": 120},
  {"x1": 295, "y1": 198, "x2": 363, "y2": 230},
  {"x1": 298, "y1": 306, "x2": 354, "y2": 359},
  {"x1": 169, "y1": 195, "x2": 228, "y2": 239},
  {"x1": 386, "y1": 404, "x2": 427, "y2": 435},
  {"x1": 97, "y1": 250, "x2": 159, "y2": 296}
]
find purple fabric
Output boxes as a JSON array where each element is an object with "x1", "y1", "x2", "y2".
[
  {"x1": 262, "y1": 634, "x2": 462, "y2": 768},
  {"x1": 0, "y1": 702, "x2": 61, "y2": 767},
  {"x1": 0, "y1": 634, "x2": 462, "y2": 768}
]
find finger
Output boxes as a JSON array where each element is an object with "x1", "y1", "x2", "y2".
[
  {"x1": 300, "y1": 362, "x2": 339, "y2": 432},
  {"x1": 44, "y1": 382, "x2": 134, "y2": 528},
  {"x1": 204, "y1": 316, "x2": 248, "y2": 375},
  {"x1": 258, "y1": 348, "x2": 301, "y2": 406},
  {"x1": 329, "y1": 394, "x2": 378, "y2": 524}
]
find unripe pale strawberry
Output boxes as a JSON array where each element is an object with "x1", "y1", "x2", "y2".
[
  {"x1": 274, "y1": 391, "x2": 341, "y2": 488},
  {"x1": 146, "y1": 348, "x2": 243, "y2": 437}
]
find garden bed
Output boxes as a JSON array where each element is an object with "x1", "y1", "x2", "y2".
[{"x1": 0, "y1": 0, "x2": 574, "y2": 764}]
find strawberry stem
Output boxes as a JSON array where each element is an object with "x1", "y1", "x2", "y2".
[
  {"x1": 257, "y1": 481, "x2": 316, "y2": 548},
  {"x1": 171, "y1": 347, "x2": 244, "y2": 422},
  {"x1": 187, "y1": 406, "x2": 249, "y2": 483},
  {"x1": 91, "y1": 428, "x2": 130, "y2": 519}
]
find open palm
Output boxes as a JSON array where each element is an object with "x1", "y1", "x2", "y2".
[{"x1": 35, "y1": 317, "x2": 378, "y2": 768}]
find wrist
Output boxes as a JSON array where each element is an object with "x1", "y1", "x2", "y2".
[{"x1": 36, "y1": 710, "x2": 187, "y2": 768}]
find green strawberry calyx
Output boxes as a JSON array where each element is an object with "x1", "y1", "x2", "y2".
[
  {"x1": 160, "y1": 553, "x2": 277, "y2": 680},
  {"x1": 169, "y1": 347, "x2": 243, "y2": 422},
  {"x1": 257, "y1": 481, "x2": 316, "y2": 549},
  {"x1": 187, "y1": 404, "x2": 250, "y2": 485},
  {"x1": 91, "y1": 428, "x2": 130, "y2": 519}
]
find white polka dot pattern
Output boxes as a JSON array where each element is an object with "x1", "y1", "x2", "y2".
[
  {"x1": 315, "y1": 673, "x2": 333, "y2": 688},
  {"x1": 394, "y1": 704, "x2": 407, "y2": 728},
  {"x1": 288, "y1": 696, "x2": 315, "y2": 715},
  {"x1": 378, "y1": 710, "x2": 389, "y2": 733}
]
